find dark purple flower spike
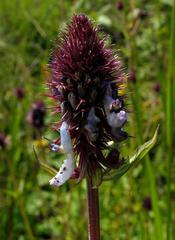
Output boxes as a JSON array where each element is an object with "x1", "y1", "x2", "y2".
[
  {"x1": 27, "y1": 100, "x2": 46, "y2": 131},
  {"x1": 116, "y1": 1, "x2": 124, "y2": 11},
  {"x1": 143, "y1": 196, "x2": 152, "y2": 211},
  {"x1": 47, "y1": 14, "x2": 128, "y2": 187},
  {"x1": 13, "y1": 87, "x2": 25, "y2": 100},
  {"x1": 0, "y1": 133, "x2": 8, "y2": 149}
]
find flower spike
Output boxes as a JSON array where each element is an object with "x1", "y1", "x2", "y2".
[{"x1": 47, "y1": 14, "x2": 128, "y2": 186}]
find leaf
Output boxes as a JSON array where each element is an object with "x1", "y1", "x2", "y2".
[
  {"x1": 103, "y1": 125, "x2": 159, "y2": 181},
  {"x1": 91, "y1": 166, "x2": 103, "y2": 189},
  {"x1": 33, "y1": 145, "x2": 57, "y2": 176},
  {"x1": 39, "y1": 162, "x2": 57, "y2": 176}
]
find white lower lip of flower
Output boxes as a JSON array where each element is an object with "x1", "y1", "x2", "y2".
[
  {"x1": 60, "y1": 121, "x2": 73, "y2": 153},
  {"x1": 49, "y1": 121, "x2": 75, "y2": 187},
  {"x1": 49, "y1": 156, "x2": 74, "y2": 186},
  {"x1": 104, "y1": 95, "x2": 127, "y2": 127},
  {"x1": 107, "y1": 110, "x2": 127, "y2": 128}
]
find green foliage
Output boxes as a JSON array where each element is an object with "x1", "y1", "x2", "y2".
[{"x1": 104, "y1": 126, "x2": 159, "y2": 181}]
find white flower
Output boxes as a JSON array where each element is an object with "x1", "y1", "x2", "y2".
[
  {"x1": 49, "y1": 156, "x2": 74, "y2": 186},
  {"x1": 104, "y1": 94, "x2": 127, "y2": 128},
  {"x1": 49, "y1": 121, "x2": 75, "y2": 187},
  {"x1": 107, "y1": 110, "x2": 127, "y2": 128},
  {"x1": 60, "y1": 121, "x2": 73, "y2": 153}
]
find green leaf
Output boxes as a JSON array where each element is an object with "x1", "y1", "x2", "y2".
[
  {"x1": 39, "y1": 162, "x2": 57, "y2": 176},
  {"x1": 33, "y1": 145, "x2": 57, "y2": 176},
  {"x1": 103, "y1": 125, "x2": 159, "y2": 181},
  {"x1": 91, "y1": 166, "x2": 103, "y2": 189}
]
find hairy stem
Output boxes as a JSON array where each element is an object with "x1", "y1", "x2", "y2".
[{"x1": 87, "y1": 178, "x2": 100, "y2": 240}]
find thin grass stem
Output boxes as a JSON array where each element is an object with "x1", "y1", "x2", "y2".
[{"x1": 166, "y1": 1, "x2": 175, "y2": 239}]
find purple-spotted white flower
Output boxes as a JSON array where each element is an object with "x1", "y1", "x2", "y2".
[{"x1": 49, "y1": 122, "x2": 75, "y2": 186}]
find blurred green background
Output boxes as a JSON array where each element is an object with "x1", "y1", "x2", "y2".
[{"x1": 0, "y1": 0, "x2": 175, "y2": 239}]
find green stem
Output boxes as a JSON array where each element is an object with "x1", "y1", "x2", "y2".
[
  {"x1": 7, "y1": 157, "x2": 35, "y2": 240},
  {"x1": 127, "y1": 63, "x2": 163, "y2": 240},
  {"x1": 17, "y1": 197, "x2": 35, "y2": 240},
  {"x1": 166, "y1": 1, "x2": 175, "y2": 239},
  {"x1": 126, "y1": 5, "x2": 163, "y2": 238}
]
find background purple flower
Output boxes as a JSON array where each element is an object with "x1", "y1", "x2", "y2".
[{"x1": 27, "y1": 100, "x2": 46, "y2": 130}]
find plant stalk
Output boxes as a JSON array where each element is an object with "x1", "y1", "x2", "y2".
[
  {"x1": 166, "y1": 0, "x2": 175, "y2": 239},
  {"x1": 87, "y1": 178, "x2": 100, "y2": 240}
]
